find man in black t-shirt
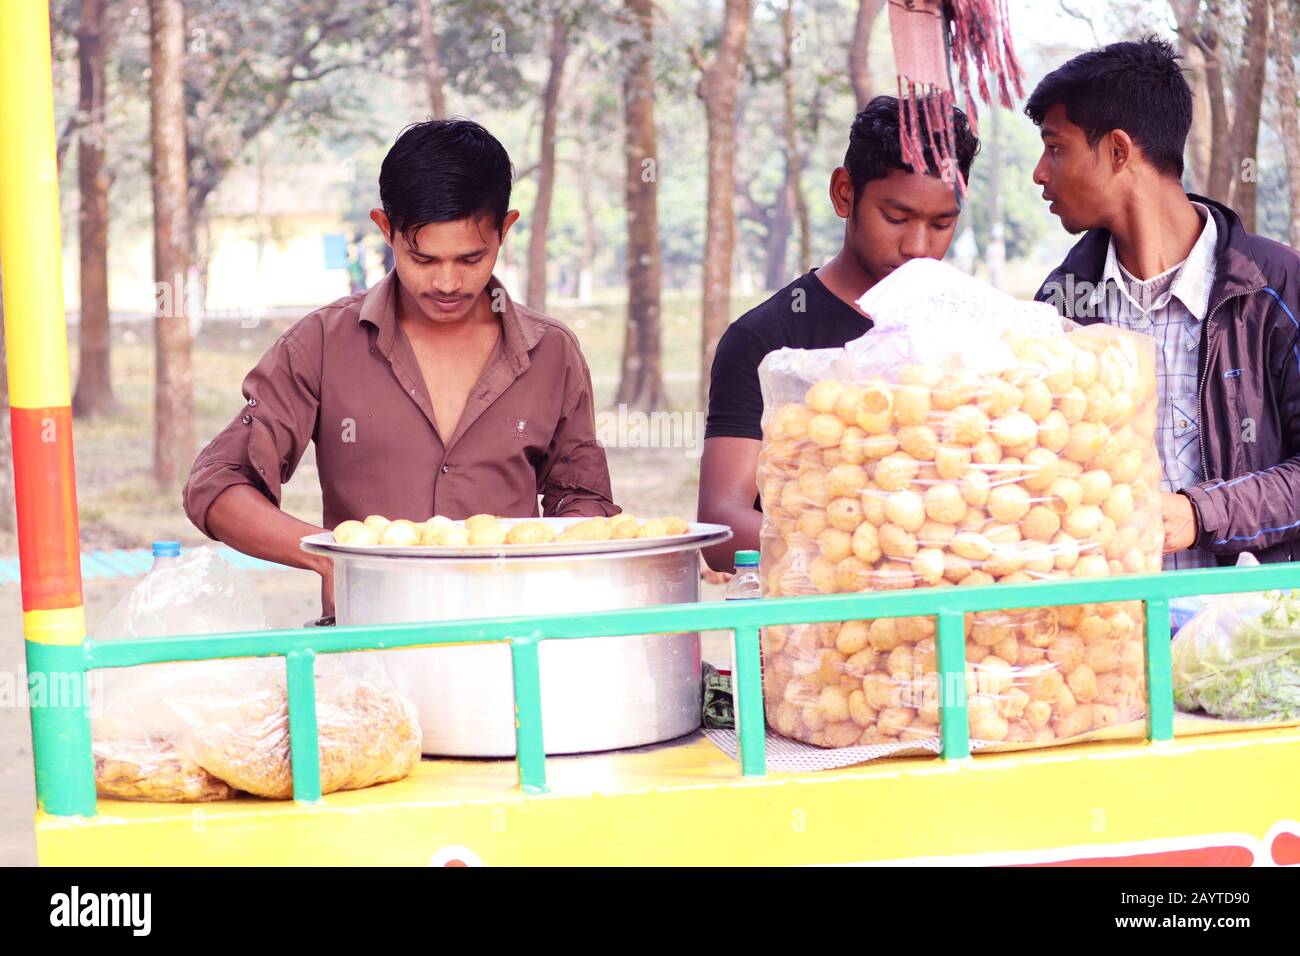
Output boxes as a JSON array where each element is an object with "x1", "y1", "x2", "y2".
[{"x1": 698, "y1": 95, "x2": 980, "y2": 571}]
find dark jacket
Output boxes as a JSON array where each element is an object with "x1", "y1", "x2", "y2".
[{"x1": 1036, "y1": 195, "x2": 1300, "y2": 564}]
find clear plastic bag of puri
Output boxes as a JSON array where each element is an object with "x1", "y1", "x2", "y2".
[
  {"x1": 91, "y1": 546, "x2": 421, "y2": 802},
  {"x1": 756, "y1": 260, "x2": 1163, "y2": 751}
]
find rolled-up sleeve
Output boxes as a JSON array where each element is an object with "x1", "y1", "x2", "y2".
[
  {"x1": 182, "y1": 319, "x2": 322, "y2": 538},
  {"x1": 538, "y1": 348, "x2": 619, "y2": 518}
]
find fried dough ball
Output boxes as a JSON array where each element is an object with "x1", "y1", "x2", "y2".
[
  {"x1": 363, "y1": 514, "x2": 391, "y2": 532},
  {"x1": 468, "y1": 523, "x2": 508, "y2": 546},
  {"x1": 884, "y1": 490, "x2": 926, "y2": 533},
  {"x1": 558, "y1": 517, "x2": 613, "y2": 543},
  {"x1": 987, "y1": 484, "x2": 1032, "y2": 524},
  {"x1": 818, "y1": 528, "x2": 854, "y2": 563},
  {"x1": 433, "y1": 524, "x2": 470, "y2": 547},
  {"x1": 898, "y1": 424, "x2": 940, "y2": 461},
  {"x1": 991, "y1": 411, "x2": 1038, "y2": 448},
  {"x1": 851, "y1": 522, "x2": 882, "y2": 562},
  {"x1": 637, "y1": 518, "x2": 670, "y2": 538},
  {"x1": 379, "y1": 519, "x2": 421, "y2": 546},
  {"x1": 855, "y1": 384, "x2": 894, "y2": 434},
  {"x1": 945, "y1": 406, "x2": 991, "y2": 445},
  {"x1": 893, "y1": 384, "x2": 932, "y2": 426},
  {"x1": 922, "y1": 482, "x2": 965, "y2": 525},
  {"x1": 465, "y1": 514, "x2": 500, "y2": 534},
  {"x1": 333, "y1": 520, "x2": 375, "y2": 545},
  {"x1": 874, "y1": 452, "x2": 919, "y2": 492},
  {"x1": 827, "y1": 463, "x2": 870, "y2": 499},
  {"x1": 805, "y1": 379, "x2": 847, "y2": 414},
  {"x1": 808, "y1": 413, "x2": 846, "y2": 448},
  {"x1": 505, "y1": 520, "x2": 555, "y2": 545},
  {"x1": 610, "y1": 515, "x2": 642, "y2": 539}
]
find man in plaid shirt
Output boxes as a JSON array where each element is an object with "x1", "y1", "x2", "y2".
[
  {"x1": 1029, "y1": 38, "x2": 1300, "y2": 567},
  {"x1": 1085, "y1": 204, "x2": 1219, "y2": 569}
]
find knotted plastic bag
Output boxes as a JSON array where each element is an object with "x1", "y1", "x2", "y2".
[{"x1": 91, "y1": 546, "x2": 420, "y2": 801}]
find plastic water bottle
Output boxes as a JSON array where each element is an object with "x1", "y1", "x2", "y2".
[
  {"x1": 724, "y1": 550, "x2": 762, "y2": 601},
  {"x1": 151, "y1": 540, "x2": 181, "y2": 568},
  {"x1": 724, "y1": 551, "x2": 762, "y2": 732}
]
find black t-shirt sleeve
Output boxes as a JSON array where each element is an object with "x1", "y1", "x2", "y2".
[{"x1": 705, "y1": 322, "x2": 770, "y2": 441}]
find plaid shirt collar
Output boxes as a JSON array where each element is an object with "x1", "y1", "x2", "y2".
[{"x1": 1088, "y1": 202, "x2": 1218, "y2": 322}]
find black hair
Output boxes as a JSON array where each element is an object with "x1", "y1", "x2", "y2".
[
  {"x1": 1024, "y1": 36, "x2": 1191, "y2": 178},
  {"x1": 844, "y1": 94, "x2": 980, "y2": 196},
  {"x1": 378, "y1": 118, "x2": 514, "y2": 242}
]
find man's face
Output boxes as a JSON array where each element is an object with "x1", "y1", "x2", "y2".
[
  {"x1": 1032, "y1": 103, "x2": 1113, "y2": 235},
  {"x1": 370, "y1": 208, "x2": 519, "y2": 324},
  {"x1": 832, "y1": 166, "x2": 962, "y2": 286}
]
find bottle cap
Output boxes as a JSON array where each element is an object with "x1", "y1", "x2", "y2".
[
  {"x1": 152, "y1": 541, "x2": 181, "y2": 558},
  {"x1": 734, "y1": 550, "x2": 760, "y2": 568}
]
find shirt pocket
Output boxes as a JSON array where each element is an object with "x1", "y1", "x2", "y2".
[
  {"x1": 1169, "y1": 393, "x2": 1203, "y2": 484},
  {"x1": 1171, "y1": 395, "x2": 1200, "y2": 441}
]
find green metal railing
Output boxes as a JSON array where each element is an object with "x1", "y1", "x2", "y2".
[{"x1": 30, "y1": 562, "x2": 1300, "y2": 816}]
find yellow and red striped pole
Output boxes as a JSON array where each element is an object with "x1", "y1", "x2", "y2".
[{"x1": 0, "y1": 1, "x2": 95, "y2": 815}]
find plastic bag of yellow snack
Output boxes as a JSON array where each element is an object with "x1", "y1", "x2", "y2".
[
  {"x1": 756, "y1": 259, "x2": 1160, "y2": 751},
  {"x1": 90, "y1": 545, "x2": 421, "y2": 800},
  {"x1": 167, "y1": 668, "x2": 421, "y2": 800}
]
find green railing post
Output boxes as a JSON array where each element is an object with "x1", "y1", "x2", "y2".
[
  {"x1": 27, "y1": 642, "x2": 96, "y2": 816},
  {"x1": 1144, "y1": 598, "x2": 1174, "y2": 742},
  {"x1": 733, "y1": 625, "x2": 767, "y2": 776},
  {"x1": 285, "y1": 650, "x2": 322, "y2": 802},
  {"x1": 510, "y1": 635, "x2": 549, "y2": 794},
  {"x1": 935, "y1": 609, "x2": 971, "y2": 760}
]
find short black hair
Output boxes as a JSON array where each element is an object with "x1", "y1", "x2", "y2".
[
  {"x1": 1024, "y1": 36, "x2": 1191, "y2": 178},
  {"x1": 844, "y1": 95, "x2": 980, "y2": 196},
  {"x1": 378, "y1": 118, "x2": 514, "y2": 242}
]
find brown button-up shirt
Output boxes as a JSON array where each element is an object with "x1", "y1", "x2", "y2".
[{"x1": 183, "y1": 272, "x2": 618, "y2": 536}]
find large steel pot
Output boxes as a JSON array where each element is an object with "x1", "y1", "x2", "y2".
[{"x1": 303, "y1": 527, "x2": 730, "y2": 757}]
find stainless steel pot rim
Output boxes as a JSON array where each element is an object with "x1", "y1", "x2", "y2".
[{"x1": 300, "y1": 520, "x2": 733, "y2": 561}]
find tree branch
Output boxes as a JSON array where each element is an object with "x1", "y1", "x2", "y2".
[
  {"x1": 1056, "y1": 0, "x2": 1101, "y2": 44},
  {"x1": 55, "y1": 113, "x2": 82, "y2": 170}
]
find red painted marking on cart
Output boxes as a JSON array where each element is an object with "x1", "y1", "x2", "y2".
[
  {"x1": 1270, "y1": 830, "x2": 1300, "y2": 865},
  {"x1": 11, "y1": 406, "x2": 82, "y2": 610},
  {"x1": 1022, "y1": 845, "x2": 1254, "y2": 867},
  {"x1": 429, "y1": 845, "x2": 483, "y2": 866}
]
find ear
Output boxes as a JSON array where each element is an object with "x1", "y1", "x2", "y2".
[
  {"x1": 498, "y1": 208, "x2": 522, "y2": 242},
  {"x1": 829, "y1": 167, "x2": 855, "y2": 219},
  {"x1": 370, "y1": 208, "x2": 393, "y2": 242},
  {"x1": 1107, "y1": 129, "x2": 1134, "y2": 174}
]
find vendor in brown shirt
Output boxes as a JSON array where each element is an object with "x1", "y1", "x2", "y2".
[{"x1": 183, "y1": 119, "x2": 618, "y2": 614}]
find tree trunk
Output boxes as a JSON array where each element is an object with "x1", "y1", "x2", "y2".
[
  {"x1": 416, "y1": 0, "x2": 448, "y2": 118},
  {"x1": 783, "y1": 0, "x2": 810, "y2": 276},
  {"x1": 696, "y1": 0, "x2": 752, "y2": 407},
  {"x1": 149, "y1": 0, "x2": 195, "y2": 486},
  {"x1": 74, "y1": 0, "x2": 117, "y2": 419},
  {"x1": 848, "y1": 0, "x2": 886, "y2": 109},
  {"x1": 763, "y1": 170, "x2": 793, "y2": 290},
  {"x1": 577, "y1": 132, "x2": 596, "y2": 305},
  {"x1": 1170, "y1": 0, "x2": 1212, "y2": 193},
  {"x1": 1173, "y1": 0, "x2": 1234, "y2": 204},
  {"x1": 1228, "y1": 0, "x2": 1271, "y2": 231},
  {"x1": 1273, "y1": 0, "x2": 1300, "y2": 248},
  {"x1": 525, "y1": 15, "x2": 569, "y2": 313},
  {"x1": 616, "y1": 0, "x2": 666, "y2": 411}
]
